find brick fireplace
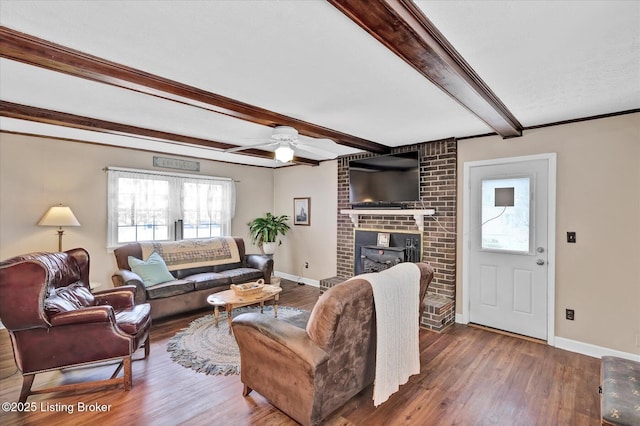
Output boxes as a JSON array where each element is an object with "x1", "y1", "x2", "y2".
[
  {"x1": 354, "y1": 229, "x2": 422, "y2": 275},
  {"x1": 334, "y1": 139, "x2": 457, "y2": 332}
]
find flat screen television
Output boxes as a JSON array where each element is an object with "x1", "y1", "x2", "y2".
[{"x1": 349, "y1": 151, "x2": 420, "y2": 207}]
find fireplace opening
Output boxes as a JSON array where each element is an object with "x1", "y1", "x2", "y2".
[{"x1": 354, "y1": 230, "x2": 422, "y2": 275}]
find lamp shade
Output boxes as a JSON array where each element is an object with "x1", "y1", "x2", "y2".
[
  {"x1": 38, "y1": 205, "x2": 81, "y2": 227},
  {"x1": 275, "y1": 144, "x2": 295, "y2": 163}
]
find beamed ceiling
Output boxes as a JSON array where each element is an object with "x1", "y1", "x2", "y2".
[{"x1": 1, "y1": 1, "x2": 638, "y2": 168}]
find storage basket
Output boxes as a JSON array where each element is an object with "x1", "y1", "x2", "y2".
[{"x1": 231, "y1": 279, "x2": 265, "y2": 296}]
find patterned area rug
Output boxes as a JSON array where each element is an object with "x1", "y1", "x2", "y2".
[{"x1": 166, "y1": 306, "x2": 309, "y2": 375}]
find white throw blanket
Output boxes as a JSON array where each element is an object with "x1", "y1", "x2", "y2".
[{"x1": 361, "y1": 262, "x2": 421, "y2": 406}]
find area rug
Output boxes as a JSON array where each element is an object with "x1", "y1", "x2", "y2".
[{"x1": 166, "y1": 306, "x2": 309, "y2": 376}]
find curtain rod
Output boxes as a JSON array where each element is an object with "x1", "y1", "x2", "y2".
[{"x1": 103, "y1": 166, "x2": 240, "y2": 183}]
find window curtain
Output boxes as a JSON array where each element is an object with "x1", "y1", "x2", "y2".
[
  {"x1": 107, "y1": 167, "x2": 235, "y2": 249},
  {"x1": 180, "y1": 177, "x2": 235, "y2": 237}
]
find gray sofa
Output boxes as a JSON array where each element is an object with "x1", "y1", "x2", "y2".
[{"x1": 112, "y1": 237, "x2": 273, "y2": 320}]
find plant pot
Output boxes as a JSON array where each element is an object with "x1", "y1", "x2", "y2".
[{"x1": 262, "y1": 242, "x2": 278, "y2": 255}]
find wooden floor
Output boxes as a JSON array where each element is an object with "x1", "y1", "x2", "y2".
[{"x1": 0, "y1": 280, "x2": 601, "y2": 425}]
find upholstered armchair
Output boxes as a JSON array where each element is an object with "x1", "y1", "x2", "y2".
[
  {"x1": 232, "y1": 262, "x2": 434, "y2": 426},
  {"x1": 0, "y1": 249, "x2": 151, "y2": 402}
]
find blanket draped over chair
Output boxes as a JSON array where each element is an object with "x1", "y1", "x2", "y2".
[{"x1": 359, "y1": 262, "x2": 421, "y2": 406}]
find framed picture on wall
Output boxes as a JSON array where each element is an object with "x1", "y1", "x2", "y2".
[{"x1": 293, "y1": 197, "x2": 311, "y2": 226}]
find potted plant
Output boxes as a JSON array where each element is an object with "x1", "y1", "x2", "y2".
[{"x1": 248, "y1": 212, "x2": 291, "y2": 255}]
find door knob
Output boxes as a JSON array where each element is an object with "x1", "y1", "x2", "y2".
[{"x1": 536, "y1": 259, "x2": 545, "y2": 265}]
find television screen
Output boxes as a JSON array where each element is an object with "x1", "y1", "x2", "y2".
[{"x1": 349, "y1": 151, "x2": 420, "y2": 205}]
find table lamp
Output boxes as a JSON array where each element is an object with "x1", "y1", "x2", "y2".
[{"x1": 38, "y1": 204, "x2": 81, "y2": 251}]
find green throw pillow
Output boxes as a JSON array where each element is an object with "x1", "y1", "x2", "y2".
[{"x1": 128, "y1": 251, "x2": 175, "y2": 287}]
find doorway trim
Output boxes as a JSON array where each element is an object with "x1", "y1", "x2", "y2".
[{"x1": 462, "y1": 153, "x2": 557, "y2": 345}]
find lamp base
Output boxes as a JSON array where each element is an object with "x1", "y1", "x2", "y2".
[{"x1": 57, "y1": 228, "x2": 65, "y2": 252}]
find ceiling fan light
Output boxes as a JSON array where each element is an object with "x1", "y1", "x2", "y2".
[{"x1": 275, "y1": 144, "x2": 295, "y2": 163}]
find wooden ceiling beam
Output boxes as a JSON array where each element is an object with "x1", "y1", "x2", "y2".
[
  {"x1": 0, "y1": 101, "x2": 320, "y2": 166},
  {"x1": 0, "y1": 26, "x2": 389, "y2": 154},
  {"x1": 328, "y1": 0, "x2": 523, "y2": 138}
]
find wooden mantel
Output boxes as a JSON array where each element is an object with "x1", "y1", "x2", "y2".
[{"x1": 340, "y1": 209, "x2": 436, "y2": 232}]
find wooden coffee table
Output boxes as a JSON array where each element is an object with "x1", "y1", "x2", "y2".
[{"x1": 206, "y1": 284, "x2": 283, "y2": 334}]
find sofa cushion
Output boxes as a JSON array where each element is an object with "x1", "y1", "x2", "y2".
[
  {"x1": 44, "y1": 296, "x2": 80, "y2": 315},
  {"x1": 44, "y1": 282, "x2": 95, "y2": 315},
  {"x1": 128, "y1": 251, "x2": 176, "y2": 287},
  {"x1": 173, "y1": 266, "x2": 212, "y2": 280},
  {"x1": 218, "y1": 267, "x2": 263, "y2": 284},
  {"x1": 171, "y1": 262, "x2": 244, "y2": 278},
  {"x1": 145, "y1": 280, "x2": 195, "y2": 300},
  {"x1": 213, "y1": 262, "x2": 243, "y2": 273},
  {"x1": 115, "y1": 304, "x2": 151, "y2": 335},
  {"x1": 186, "y1": 272, "x2": 232, "y2": 291}
]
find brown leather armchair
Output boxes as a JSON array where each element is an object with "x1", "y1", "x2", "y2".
[
  {"x1": 232, "y1": 262, "x2": 434, "y2": 426},
  {"x1": 0, "y1": 249, "x2": 151, "y2": 402}
]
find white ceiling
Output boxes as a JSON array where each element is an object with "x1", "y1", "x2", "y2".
[
  {"x1": 1, "y1": 0, "x2": 638, "y2": 167},
  {"x1": 419, "y1": 1, "x2": 640, "y2": 124}
]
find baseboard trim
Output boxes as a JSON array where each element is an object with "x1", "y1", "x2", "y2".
[
  {"x1": 274, "y1": 271, "x2": 319, "y2": 288},
  {"x1": 454, "y1": 314, "x2": 639, "y2": 361},
  {"x1": 554, "y1": 337, "x2": 640, "y2": 362}
]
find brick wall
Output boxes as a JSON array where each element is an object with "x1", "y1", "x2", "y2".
[{"x1": 336, "y1": 139, "x2": 457, "y2": 331}]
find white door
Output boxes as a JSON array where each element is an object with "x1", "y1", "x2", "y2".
[{"x1": 468, "y1": 158, "x2": 550, "y2": 340}]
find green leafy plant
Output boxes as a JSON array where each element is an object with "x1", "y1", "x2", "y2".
[{"x1": 248, "y1": 213, "x2": 291, "y2": 247}]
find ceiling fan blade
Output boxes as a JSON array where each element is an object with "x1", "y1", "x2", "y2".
[
  {"x1": 292, "y1": 142, "x2": 339, "y2": 159},
  {"x1": 224, "y1": 140, "x2": 278, "y2": 153}
]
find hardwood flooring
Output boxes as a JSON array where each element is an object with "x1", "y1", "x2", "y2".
[{"x1": 0, "y1": 280, "x2": 601, "y2": 425}]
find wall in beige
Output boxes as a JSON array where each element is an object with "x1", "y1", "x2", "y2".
[
  {"x1": 273, "y1": 160, "x2": 338, "y2": 284},
  {"x1": 3, "y1": 112, "x2": 637, "y2": 355},
  {"x1": 457, "y1": 113, "x2": 640, "y2": 355},
  {"x1": 0, "y1": 133, "x2": 274, "y2": 288}
]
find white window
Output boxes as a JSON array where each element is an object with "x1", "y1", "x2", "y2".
[
  {"x1": 481, "y1": 177, "x2": 531, "y2": 253},
  {"x1": 107, "y1": 168, "x2": 235, "y2": 248}
]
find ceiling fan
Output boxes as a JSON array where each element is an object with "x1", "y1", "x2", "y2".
[{"x1": 224, "y1": 126, "x2": 338, "y2": 163}]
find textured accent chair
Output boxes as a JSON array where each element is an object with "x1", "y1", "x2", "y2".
[
  {"x1": 232, "y1": 262, "x2": 434, "y2": 426},
  {"x1": 0, "y1": 249, "x2": 151, "y2": 402}
]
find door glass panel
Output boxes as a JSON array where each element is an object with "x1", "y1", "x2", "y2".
[{"x1": 481, "y1": 177, "x2": 530, "y2": 252}]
